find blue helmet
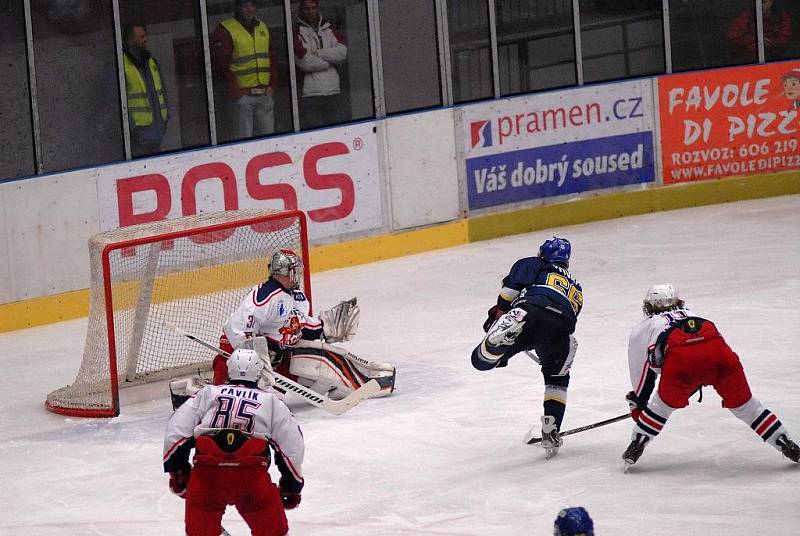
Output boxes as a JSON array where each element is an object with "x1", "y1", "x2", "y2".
[
  {"x1": 539, "y1": 237, "x2": 571, "y2": 266},
  {"x1": 553, "y1": 507, "x2": 594, "y2": 536}
]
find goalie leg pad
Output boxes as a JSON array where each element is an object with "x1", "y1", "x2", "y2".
[
  {"x1": 291, "y1": 339, "x2": 396, "y2": 396},
  {"x1": 289, "y1": 349, "x2": 365, "y2": 400},
  {"x1": 169, "y1": 376, "x2": 209, "y2": 410},
  {"x1": 289, "y1": 346, "x2": 395, "y2": 400}
]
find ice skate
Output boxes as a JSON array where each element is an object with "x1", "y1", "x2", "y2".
[
  {"x1": 485, "y1": 312, "x2": 524, "y2": 348},
  {"x1": 776, "y1": 434, "x2": 800, "y2": 463},
  {"x1": 541, "y1": 415, "x2": 562, "y2": 459},
  {"x1": 622, "y1": 433, "x2": 649, "y2": 472}
]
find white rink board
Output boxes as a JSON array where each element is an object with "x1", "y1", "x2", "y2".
[
  {"x1": 0, "y1": 169, "x2": 99, "y2": 303},
  {"x1": 384, "y1": 109, "x2": 460, "y2": 230}
]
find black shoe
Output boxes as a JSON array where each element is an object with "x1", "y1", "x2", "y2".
[
  {"x1": 623, "y1": 433, "x2": 650, "y2": 466},
  {"x1": 776, "y1": 434, "x2": 800, "y2": 463}
]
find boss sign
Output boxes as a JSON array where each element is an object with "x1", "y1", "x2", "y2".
[{"x1": 96, "y1": 124, "x2": 383, "y2": 243}]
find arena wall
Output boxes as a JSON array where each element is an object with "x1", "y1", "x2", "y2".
[{"x1": 2, "y1": 61, "x2": 799, "y2": 332}]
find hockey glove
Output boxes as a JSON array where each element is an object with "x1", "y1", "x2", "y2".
[
  {"x1": 626, "y1": 391, "x2": 643, "y2": 422},
  {"x1": 482, "y1": 305, "x2": 505, "y2": 332},
  {"x1": 169, "y1": 466, "x2": 191, "y2": 498},
  {"x1": 320, "y1": 297, "x2": 360, "y2": 342},
  {"x1": 280, "y1": 488, "x2": 302, "y2": 510}
]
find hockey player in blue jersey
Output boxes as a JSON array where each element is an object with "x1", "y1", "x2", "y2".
[{"x1": 472, "y1": 237, "x2": 583, "y2": 458}]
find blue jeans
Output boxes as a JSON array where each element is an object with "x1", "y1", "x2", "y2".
[{"x1": 233, "y1": 94, "x2": 274, "y2": 139}]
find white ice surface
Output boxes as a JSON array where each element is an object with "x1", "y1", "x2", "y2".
[{"x1": 2, "y1": 195, "x2": 799, "y2": 536}]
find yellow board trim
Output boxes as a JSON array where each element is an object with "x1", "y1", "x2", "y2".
[
  {"x1": 467, "y1": 171, "x2": 800, "y2": 241},
  {"x1": 1, "y1": 172, "x2": 798, "y2": 333}
]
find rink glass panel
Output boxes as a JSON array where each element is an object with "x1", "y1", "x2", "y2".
[
  {"x1": 447, "y1": 0, "x2": 494, "y2": 103},
  {"x1": 0, "y1": 1, "x2": 35, "y2": 182},
  {"x1": 578, "y1": 0, "x2": 665, "y2": 84},
  {"x1": 496, "y1": 0, "x2": 577, "y2": 96},
  {"x1": 379, "y1": 0, "x2": 442, "y2": 115},
  {"x1": 30, "y1": 0, "x2": 124, "y2": 174}
]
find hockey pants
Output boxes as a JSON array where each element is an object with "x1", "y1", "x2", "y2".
[
  {"x1": 633, "y1": 338, "x2": 789, "y2": 452},
  {"x1": 185, "y1": 465, "x2": 288, "y2": 536}
]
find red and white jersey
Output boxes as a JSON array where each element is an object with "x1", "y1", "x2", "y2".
[
  {"x1": 628, "y1": 306, "x2": 694, "y2": 394},
  {"x1": 164, "y1": 383, "x2": 304, "y2": 484},
  {"x1": 223, "y1": 278, "x2": 322, "y2": 350}
]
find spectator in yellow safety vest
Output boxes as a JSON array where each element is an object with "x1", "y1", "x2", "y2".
[
  {"x1": 211, "y1": 0, "x2": 277, "y2": 141},
  {"x1": 122, "y1": 24, "x2": 168, "y2": 158}
]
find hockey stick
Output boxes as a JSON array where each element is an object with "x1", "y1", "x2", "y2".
[
  {"x1": 524, "y1": 413, "x2": 629, "y2": 445},
  {"x1": 165, "y1": 323, "x2": 380, "y2": 416}
]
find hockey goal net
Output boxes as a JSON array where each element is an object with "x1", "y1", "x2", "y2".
[{"x1": 46, "y1": 209, "x2": 310, "y2": 417}]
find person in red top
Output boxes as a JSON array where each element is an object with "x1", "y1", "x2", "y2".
[
  {"x1": 211, "y1": 0, "x2": 279, "y2": 140},
  {"x1": 728, "y1": 0, "x2": 793, "y2": 60}
]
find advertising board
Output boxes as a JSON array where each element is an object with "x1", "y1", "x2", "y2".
[
  {"x1": 96, "y1": 124, "x2": 383, "y2": 242},
  {"x1": 659, "y1": 61, "x2": 800, "y2": 183},
  {"x1": 463, "y1": 79, "x2": 656, "y2": 210}
]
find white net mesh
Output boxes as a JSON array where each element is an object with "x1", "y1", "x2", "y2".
[{"x1": 46, "y1": 210, "x2": 308, "y2": 417}]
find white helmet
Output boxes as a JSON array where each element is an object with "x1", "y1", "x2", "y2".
[
  {"x1": 227, "y1": 349, "x2": 265, "y2": 383},
  {"x1": 642, "y1": 283, "x2": 681, "y2": 316},
  {"x1": 269, "y1": 249, "x2": 302, "y2": 289}
]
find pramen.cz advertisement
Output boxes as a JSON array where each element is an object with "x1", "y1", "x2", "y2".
[{"x1": 462, "y1": 79, "x2": 656, "y2": 210}]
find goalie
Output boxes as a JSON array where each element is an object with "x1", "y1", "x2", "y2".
[{"x1": 212, "y1": 248, "x2": 395, "y2": 400}]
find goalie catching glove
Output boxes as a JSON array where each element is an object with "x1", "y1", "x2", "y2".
[{"x1": 319, "y1": 297, "x2": 360, "y2": 343}]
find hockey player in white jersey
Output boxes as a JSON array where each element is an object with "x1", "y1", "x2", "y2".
[
  {"x1": 622, "y1": 283, "x2": 800, "y2": 470},
  {"x1": 213, "y1": 248, "x2": 395, "y2": 400},
  {"x1": 164, "y1": 349, "x2": 304, "y2": 536}
]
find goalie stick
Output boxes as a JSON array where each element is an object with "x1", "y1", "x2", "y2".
[
  {"x1": 524, "y1": 413, "x2": 629, "y2": 445},
  {"x1": 165, "y1": 323, "x2": 380, "y2": 416}
]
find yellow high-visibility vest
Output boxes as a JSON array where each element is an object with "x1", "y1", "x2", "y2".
[
  {"x1": 123, "y1": 54, "x2": 167, "y2": 126},
  {"x1": 221, "y1": 18, "x2": 271, "y2": 88}
]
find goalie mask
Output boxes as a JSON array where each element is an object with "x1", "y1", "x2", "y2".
[
  {"x1": 642, "y1": 283, "x2": 684, "y2": 316},
  {"x1": 269, "y1": 249, "x2": 302, "y2": 289},
  {"x1": 227, "y1": 349, "x2": 265, "y2": 384},
  {"x1": 539, "y1": 237, "x2": 571, "y2": 267}
]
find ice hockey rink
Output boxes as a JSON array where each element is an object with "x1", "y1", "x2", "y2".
[{"x1": 2, "y1": 194, "x2": 798, "y2": 536}]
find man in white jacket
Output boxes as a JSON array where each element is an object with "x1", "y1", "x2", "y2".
[{"x1": 293, "y1": 0, "x2": 348, "y2": 129}]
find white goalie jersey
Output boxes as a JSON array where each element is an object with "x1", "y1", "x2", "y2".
[{"x1": 223, "y1": 279, "x2": 323, "y2": 351}]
